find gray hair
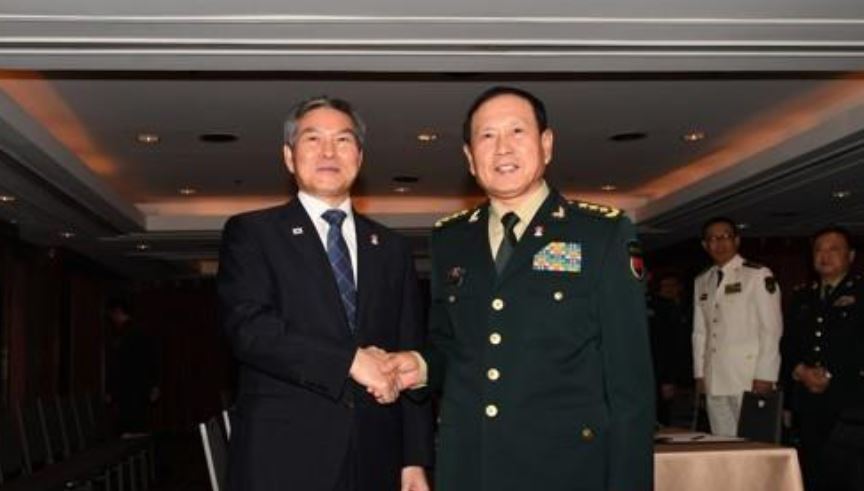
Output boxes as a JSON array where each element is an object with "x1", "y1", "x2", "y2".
[{"x1": 282, "y1": 96, "x2": 366, "y2": 150}]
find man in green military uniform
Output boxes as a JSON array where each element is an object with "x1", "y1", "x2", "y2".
[{"x1": 384, "y1": 87, "x2": 655, "y2": 491}]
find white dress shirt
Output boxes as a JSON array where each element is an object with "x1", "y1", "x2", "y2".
[{"x1": 297, "y1": 191, "x2": 358, "y2": 284}]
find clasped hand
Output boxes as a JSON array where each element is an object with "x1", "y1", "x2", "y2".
[{"x1": 348, "y1": 347, "x2": 424, "y2": 404}]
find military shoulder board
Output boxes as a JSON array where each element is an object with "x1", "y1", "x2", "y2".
[
  {"x1": 570, "y1": 200, "x2": 622, "y2": 219},
  {"x1": 434, "y1": 208, "x2": 470, "y2": 228}
]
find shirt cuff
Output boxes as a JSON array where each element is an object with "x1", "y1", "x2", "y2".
[{"x1": 411, "y1": 351, "x2": 429, "y2": 388}]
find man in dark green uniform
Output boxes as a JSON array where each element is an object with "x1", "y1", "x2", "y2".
[
  {"x1": 782, "y1": 226, "x2": 864, "y2": 491},
  {"x1": 384, "y1": 87, "x2": 655, "y2": 491}
]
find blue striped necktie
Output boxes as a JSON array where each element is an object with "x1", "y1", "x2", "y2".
[{"x1": 321, "y1": 209, "x2": 357, "y2": 333}]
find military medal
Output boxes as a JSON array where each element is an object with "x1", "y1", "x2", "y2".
[
  {"x1": 834, "y1": 295, "x2": 856, "y2": 307},
  {"x1": 447, "y1": 266, "x2": 465, "y2": 286},
  {"x1": 370, "y1": 234, "x2": 379, "y2": 245},
  {"x1": 533, "y1": 241, "x2": 582, "y2": 273}
]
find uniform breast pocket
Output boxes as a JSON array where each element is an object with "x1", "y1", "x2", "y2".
[{"x1": 522, "y1": 274, "x2": 594, "y2": 345}]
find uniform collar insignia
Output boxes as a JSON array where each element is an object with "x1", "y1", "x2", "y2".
[
  {"x1": 533, "y1": 225, "x2": 545, "y2": 237},
  {"x1": 370, "y1": 234, "x2": 379, "y2": 245},
  {"x1": 551, "y1": 205, "x2": 566, "y2": 219},
  {"x1": 468, "y1": 208, "x2": 481, "y2": 223}
]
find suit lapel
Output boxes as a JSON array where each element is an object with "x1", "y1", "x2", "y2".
[{"x1": 354, "y1": 215, "x2": 377, "y2": 335}]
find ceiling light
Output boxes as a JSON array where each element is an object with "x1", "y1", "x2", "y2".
[
  {"x1": 179, "y1": 187, "x2": 197, "y2": 196},
  {"x1": 59, "y1": 231, "x2": 75, "y2": 239},
  {"x1": 832, "y1": 190, "x2": 852, "y2": 200},
  {"x1": 609, "y1": 132, "x2": 647, "y2": 142},
  {"x1": 600, "y1": 184, "x2": 617, "y2": 192},
  {"x1": 136, "y1": 133, "x2": 160, "y2": 144},
  {"x1": 682, "y1": 131, "x2": 706, "y2": 142},
  {"x1": 136, "y1": 243, "x2": 151, "y2": 251},
  {"x1": 199, "y1": 133, "x2": 238, "y2": 143},
  {"x1": 417, "y1": 132, "x2": 438, "y2": 143},
  {"x1": 394, "y1": 186, "x2": 410, "y2": 194},
  {"x1": 0, "y1": 195, "x2": 15, "y2": 203}
]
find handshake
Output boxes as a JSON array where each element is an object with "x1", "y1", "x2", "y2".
[{"x1": 348, "y1": 347, "x2": 426, "y2": 404}]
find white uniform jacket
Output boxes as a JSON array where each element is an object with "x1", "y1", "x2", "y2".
[{"x1": 692, "y1": 254, "x2": 783, "y2": 396}]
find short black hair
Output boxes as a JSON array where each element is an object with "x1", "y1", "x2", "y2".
[
  {"x1": 462, "y1": 86, "x2": 548, "y2": 144},
  {"x1": 701, "y1": 216, "x2": 739, "y2": 239},
  {"x1": 283, "y1": 96, "x2": 366, "y2": 150},
  {"x1": 812, "y1": 225, "x2": 855, "y2": 251}
]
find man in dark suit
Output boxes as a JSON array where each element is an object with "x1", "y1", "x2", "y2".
[
  {"x1": 783, "y1": 226, "x2": 864, "y2": 491},
  {"x1": 217, "y1": 96, "x2": 432, "y2": 491},
  {"x1": 385, "y1": 87, "x2": 655, "y2": 491}
]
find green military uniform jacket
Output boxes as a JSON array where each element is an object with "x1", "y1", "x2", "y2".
[{"x1": 424, "y1": 189, "x2": 655, "y2": 491}]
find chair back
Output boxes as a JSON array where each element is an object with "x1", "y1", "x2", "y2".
[{"x1": 199, "y1": 416, "x2": 228, "y2": 491}]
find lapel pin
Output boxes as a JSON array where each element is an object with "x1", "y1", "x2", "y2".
[
  {"x1": 533, "y1": 226, "x2": 545, "y2": 237},
  {"x1": 468, "y1": 209, "x2": 481, "y2": 223},
  {"x1": 370, "y1": 234, "x2": 379, "y2": 245},
  {"x1": 292, "y1": 227, "x2": 304, "y2": 235}
]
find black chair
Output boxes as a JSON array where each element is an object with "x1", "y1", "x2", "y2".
[
  {"x1": 41, "y1": 397, "x2": 72, "y2": 460},
  {"x1": 0, "y1": 406, "x2": 26, "y2": 485},
  {"x1": 737, "y1": 390, "x2": 784, "y2": 444},
  {"x1": 199, "y1": 416, "x2": 228, "y2": 491},
  {"x1": 15, "y1": 401, "x2": 52, "y2": 474},
  {"x1": 221, "y1": 409, "x2": 231, "y2": 441}
]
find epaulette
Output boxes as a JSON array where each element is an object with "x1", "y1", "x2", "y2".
[
  {"x1": 743, "y1": 260, "x2": 764, "y2": 269},
  {"x1": 569, "y1": 200, "x2": 622, "y2": 219},
  {"x1": 434, "y1": 208, "x2": 470, "y2": 228}
]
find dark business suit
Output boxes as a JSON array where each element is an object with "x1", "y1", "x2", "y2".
[
  {"x1": 217, "y1": 199, "x2": 432, "y2": 491},
  {"x1": 424, "y1": 190, "x2": 655, "y2": 491}
]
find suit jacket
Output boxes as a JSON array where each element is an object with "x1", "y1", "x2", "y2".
[
  {"x1": 217, "y1": 199, "x2": 432, "y2": 491},
  {"x1": 693, "y1": 254, "x2": 782, "y2": 396},
  {"x1": 423, "y1": 190, "x2": 655, "y2": 491}
]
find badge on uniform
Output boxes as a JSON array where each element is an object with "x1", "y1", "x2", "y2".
[
  {"x1": 370, "y1": 234, "x2": 379, "y2": 245},
  {"x1": 447, "y1": 266, "x2": 465, "y2": 286},
  {"x1": 699, "y1": 293, "x2": 708, "y2": 301},
  {"x1": 628, "y1": 240, "x2": 644, "y2": 281},
  {"x1": 764, "y1": 276, "x2": 777, "y2": 294},
  {"x1": 725, "y1": 282, "x2": 742, "y2": 294},
  {"x1": 533, "y1": 242, "x2": 581, "y2": 273},
  {"x1": 834, "y1": 295, "x2": 856, "y2": 307},
  {"x1": 292, "y1": 227, "x2": 304, "y2": 235}
]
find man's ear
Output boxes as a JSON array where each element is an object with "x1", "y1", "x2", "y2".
[{"x1": 283, "y1": 144, "x2": 295, "y2": 174}]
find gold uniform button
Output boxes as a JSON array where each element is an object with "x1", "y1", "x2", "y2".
[
  {"x1": 485, "y1": 405, "x2": 499, "y2": 418},
  {"x1": 489, "y1": 332, "x2": 502, "y2": 345},
  {"x1": 492, "y1": 298, "x2": 505, "y2": 311},
  {"x1": 817, "y1": 317, "x2": 824, "y2": 324},
  {"x1": 581, "y1": 427, "x2": 595, "y2": 442},
  {"x1": 553, "y1": 291, "x2": 564, "y2": 301},
  {"x1": 487, "y1": 368, "x2": 500, "y2": 381},
  {"x1": 815, "y1": 331, "x2": 823, "y2": 338},
  {"x1": 448, "y1": 295, "x2": 456, "y2": 303},
  {"x1": 814, "y1": 346, "x2": 822, "y2": 352}
]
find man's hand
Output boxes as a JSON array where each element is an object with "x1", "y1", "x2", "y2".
[
  {"x1": 349, "y1": 347, "x2": 398, "y2": 404},
  {"x1": 401, "y1": 466, "x2": 429, "y2": 491},
  {"x1": 794, "y1": 364, "x2": 830, "y2": 394},
  {"x1": 751, "y1": 379, "x2": 774, "y2": 394},
  {"x1": 382, "y1": 351, "x2": 426, "y2": 390}
]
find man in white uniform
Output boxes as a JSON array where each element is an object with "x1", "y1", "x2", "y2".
[{"x1": 693, "y1": 217, "x2": 783, "y2": 436}]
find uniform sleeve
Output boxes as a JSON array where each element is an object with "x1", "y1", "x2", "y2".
[
  {"x1": 394, "y1": 242, "x2": 435, "y2": 467},
  {"x1": 692, "y1": 279, "x2": 707, "y2": 379},
  {"x1": 753, "y1": 268, "x2": 783, "y2": 382},
  {"x1": 217, "y1": 215, "x2": 356, "y2": 400},
  {"x1": 596, "y1": 217, "x2": 655, "y2": 491}
]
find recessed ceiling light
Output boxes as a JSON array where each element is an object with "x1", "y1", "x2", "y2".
[
  {"x1": 609, "y1": 132, "x2": 647, "y2": 142},
  {"x1": 136, "y1": 243, "x2": 151, "y2": 251},
  {"x1": 600, "y1": 184, "x2": 617, "y2": 192},
  {"x1": 179, "y1": 187, "x2": 197, "y2": 196},
  {"x1": 0, "y1": 195, "x2": 15, "y2": 203},
  {"x1": 199, "y1": 133, "x2": 238, "y2": 143},
  {"x1": 136, "y1": 133, "x2": 160, "y2": 144},
  {"x1": 394, "y1": 186, "x2": 410, "y2": 194},
  {"x1": 393, "y1": 175, "x2": 420, "y2": 184},
  {"x1": 417, "y1": 132, "x2": 438, "y2": 143},
  {"x1": 59, "y1": 231, "x2": 75, "y2": 239},
  {"x1": 832, "y1": 190, "x2": 852, "y2": 200},
  {"x1": 682, "y1": 131, "x2": 706, "y2": 142}
]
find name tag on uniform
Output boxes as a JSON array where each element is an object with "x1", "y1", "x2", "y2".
[
  {"x1": 725, "y1": 282, "x2": 742, "y2": 294},
  {"x1": 533, "y1": 241, "x2": 581, "y2": 273}
]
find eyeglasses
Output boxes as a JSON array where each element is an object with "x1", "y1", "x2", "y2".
[{"x1": 705, "y1": 233, "x2": 735, "y2": 243}]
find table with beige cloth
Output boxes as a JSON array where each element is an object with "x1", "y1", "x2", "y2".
[{"x1": 655, "y1": 440, "x2": 805, "y2": 491}]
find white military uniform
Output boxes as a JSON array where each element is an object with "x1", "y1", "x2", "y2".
[{"x1": 692, "y1": 254, "x2": 783, "y2": 436}]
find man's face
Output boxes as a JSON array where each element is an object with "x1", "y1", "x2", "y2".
[
  {"x1": 813, "y1": 232, "x2": 854, "y2": 281},
  {"x1": 283, "y1": 107, "x2": 362, "y2": 205},
  {"x1": 463, "y1": 94, "x2": 553, "y2": 205},
  {"x1": 702, "y1": 222, "x2": 740, "y2": 266}
]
